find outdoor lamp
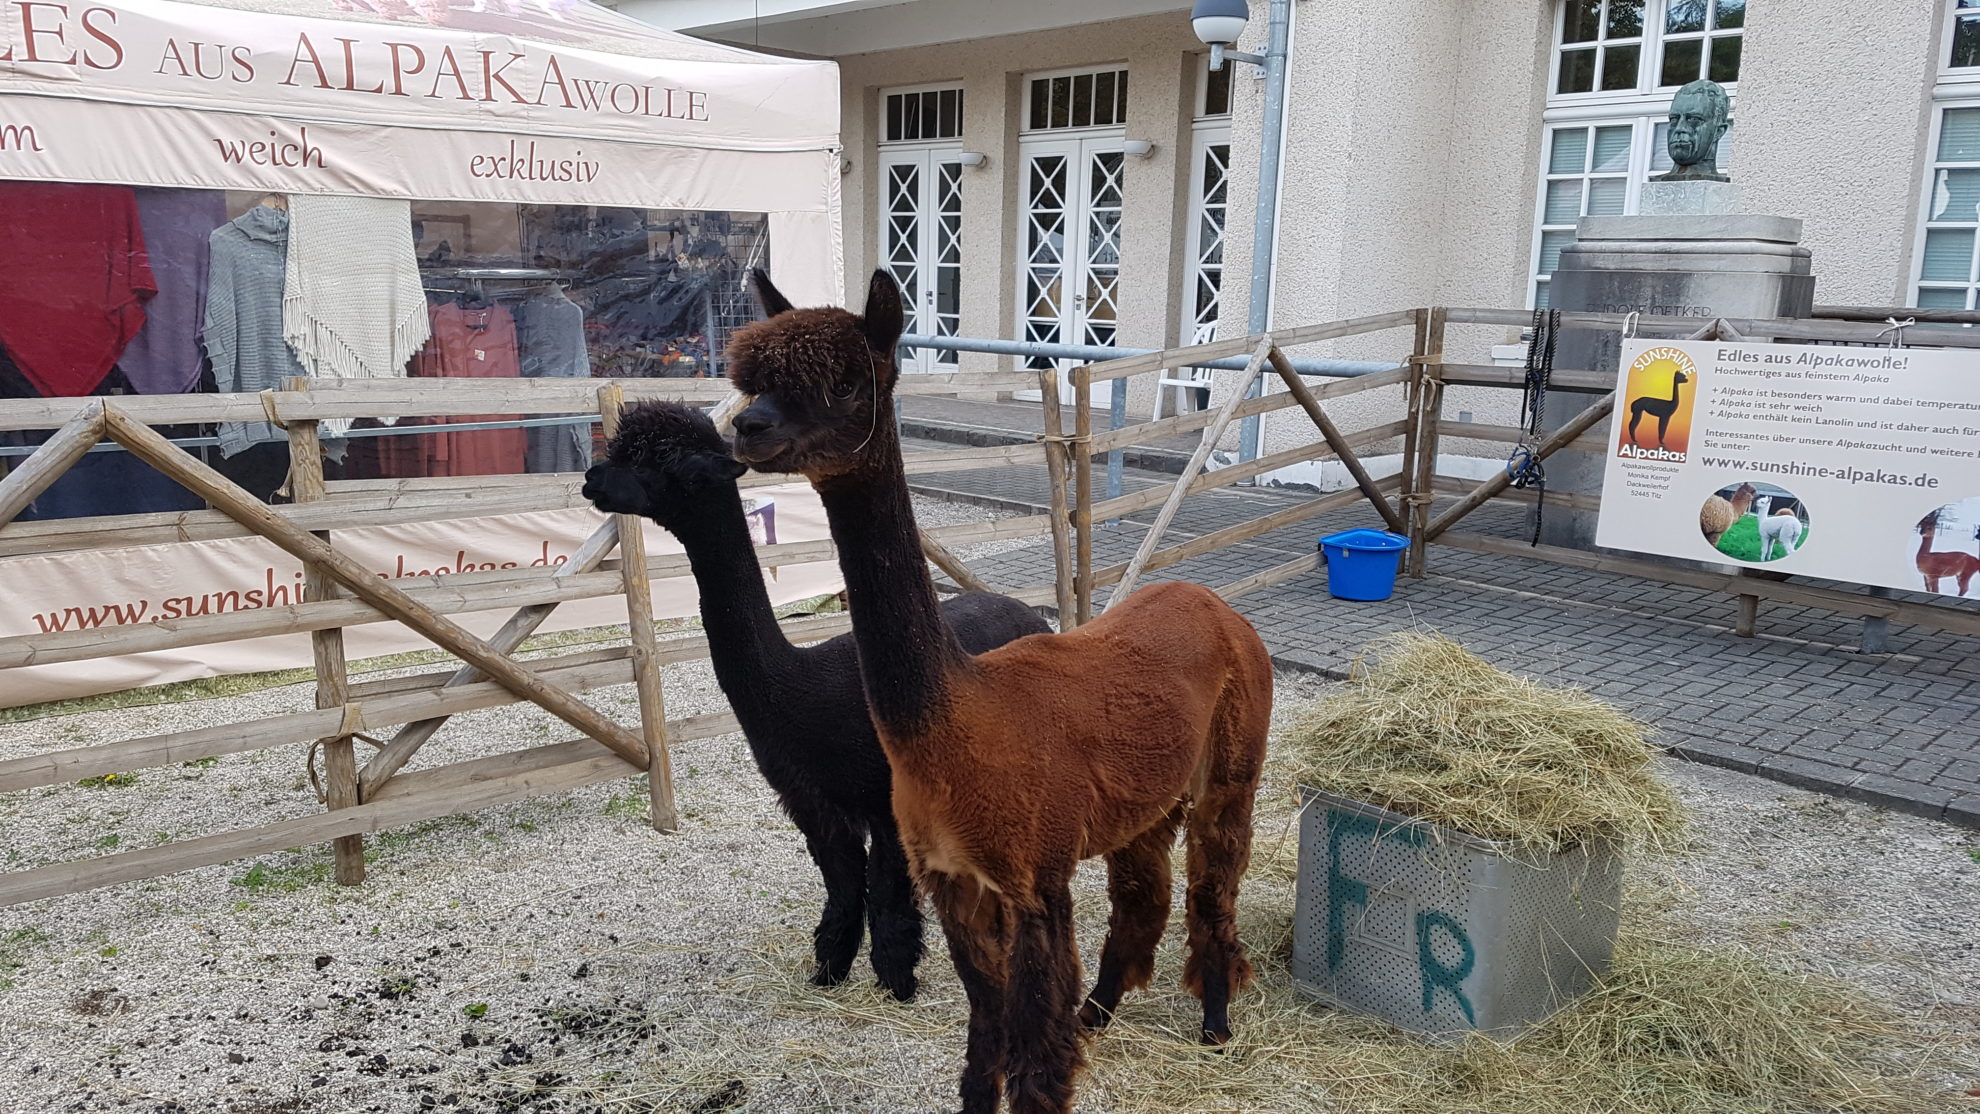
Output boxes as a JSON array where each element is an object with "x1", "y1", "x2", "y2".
[
  {"x1": 1121, "y1": 140, "x2": 1155, "y2": 159},
  {"x1": 1192, "y1": 0, "x2": 1260, "y2": 70},
  {"x1": 957, "y1": 151, "x2": 988, "y2": 168}
]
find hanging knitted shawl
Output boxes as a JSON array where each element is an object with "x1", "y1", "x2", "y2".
[{"x1": 282, "y1": 194, "x2": 429, "y2": 438}]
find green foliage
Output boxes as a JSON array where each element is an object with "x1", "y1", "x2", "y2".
[
  {"x1": 463, "y1": 1002, "x2": 490, "y2": 1019},
  {"x1": 1711, "y1": 515, "x2": 1810, "y2": 564},
  {"x1": 602, "y1": 777, "x2": 651, "y2": 820},
  {"x1": 76, "y1": 772, "x2": 140, "y2": 789}
]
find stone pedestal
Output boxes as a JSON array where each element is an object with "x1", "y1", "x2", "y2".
[
  {"x1": 1638, "y1": 179, "x2": 1741, "y2": 215},
  {"x1": 1534, "y1": 213, "x2": 1815, "y2": 550}
]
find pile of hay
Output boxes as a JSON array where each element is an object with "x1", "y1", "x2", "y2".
[
  {"x1": 1282, "y1": 632, "x2": 1685, "y2": 852},
  {"x1": 1080, "y1": 914, "x2": 1950, "y2": 1114}
]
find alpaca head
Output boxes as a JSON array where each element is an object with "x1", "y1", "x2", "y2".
[
  {"x1": 582, "y1": 401, "x2": 747, "y2": 530},
  {"x1": 726, "y1": 269, "x2": 906, "y2": 480},
  {"x1": 1673, "y1": 370, "x2": 1691, "y2": 387}
]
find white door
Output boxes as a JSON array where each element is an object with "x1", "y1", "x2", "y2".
[
  {"x1": 879, "y1": 147, "x2": 963, "y2": 373},
  {"x1": 1015, "y1": 135, "x2": 1125, "y2": 403}
]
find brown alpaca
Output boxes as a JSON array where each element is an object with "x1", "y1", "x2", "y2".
[
  {"x1": 1915, "y1": 509, "x2": 1976, "y2": 595},
  {"x1": 1700, "y1": 482, "x2": 1755, "y2": 547},
  {"x1": 725, "y1": 271, "x2": 1273, "y2": 1114}
]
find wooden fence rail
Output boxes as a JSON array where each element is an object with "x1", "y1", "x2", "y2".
[{"x1": 0, "y1": 372, "x2": 1064, "y2": 907}]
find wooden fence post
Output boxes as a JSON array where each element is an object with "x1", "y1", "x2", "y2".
[
  {"x1": 1072, "y1": 366, "x2": 1095, "y2": 627},
  {"x1": 598, "y1": 385, "x2": 679, "y2": 833},
  {"x1": 1407, "y1": 308, "x2": 1447, "y2": 578},
  {"x1": 1038, "y1": 368, "x2": 1078, "y2": 623},
  {"x1": 284, "y1": 405, "x2": 363, "y2": 885}
]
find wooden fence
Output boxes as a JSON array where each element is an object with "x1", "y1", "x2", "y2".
[
  {"x1": 6, "y1": 304, "x2": 1976, "y2": 906},
  {"x1": 0, "y1": 371, "x2": 1058, "y2": 907}
]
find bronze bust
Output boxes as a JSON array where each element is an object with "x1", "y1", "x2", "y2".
[{"x1": 1654, "y1": 80, "x2": 1731, "y2": 183}]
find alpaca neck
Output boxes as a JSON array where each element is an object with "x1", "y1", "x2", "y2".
[
  {"x1": 667, "y1": 487, "x2": 801, "y2": 711},
  {"x1": 1919, "y1": 525, "x2": 1936, "y2": 562},
  {"x1": 813, "y1": 409, "x2": 967, "y2": 738}
]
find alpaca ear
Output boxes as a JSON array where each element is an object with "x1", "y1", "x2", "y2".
[
  {"x1": 749, "y1": 269, "x2": 795, "y2": 319},
  {"x1": 861, "y1": 269, "x2": 905, "y2": 354},
  {"x1": 684, "y1": 454, "x2": 747, "y2": 489}
]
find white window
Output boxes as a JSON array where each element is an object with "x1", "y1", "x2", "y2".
[
  {"x1": 1910, "y1": 5, "x2": 1980, "y2": 308},
  {"x1": 1951, "y1": 0, "x2": 1980, "y2": 71},
  {"x1": 883, "y1": 86, "x2": 964, "y2": 144},
  {"x1": 1528, "y1": 0, "x2": 1742, "y2": 306},
  {"x1": 1024, "y1": 66, "x2": 1129, "y2": 133},
  {"x1": 1185, "y1": 57, "x2": 1232, "y2": 335},
  {"x1": 1552, "y1": 0, "x2": 1745, "y2": 99},
  {"x1": 879, "y1": 84, "x2": 964, "y2": 370}
]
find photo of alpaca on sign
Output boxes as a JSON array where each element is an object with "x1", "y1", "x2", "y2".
[
  {"x1": 1698, "y1": 481, "x2": 1808, "y2": 563},
  {"x1": 1910, "y1": 498, "x2": 1980, "y2": 596}
]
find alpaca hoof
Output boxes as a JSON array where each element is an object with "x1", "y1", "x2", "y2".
[
  {"x1": 876, "y1": 970, "x2": 917, "y2": 1002},
  {"x1": 1077, "y1": 1001, "x2": 1113, "y2": 1032},
  {"x1": 810, "y1": 966, "x2": 850, "y2": 988},
  {"x1": 1200, "y1": 1026, "x2": 1232, "y2": 1048}
]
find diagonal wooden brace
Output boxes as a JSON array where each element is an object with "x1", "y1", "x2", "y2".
[
  {"x1": 359, "y1": 518, "x2": 622, "y2": 799},
  {"x1": 0, "y1": 401, "x2": 105, "y2": 529},
  {"x1": 920, "y1": 529, "x2": 992, "y2": 594},
  {"x1": 1104, "y1": 336, "x2": 1276, "y2": 613},
  {"x1": 1264, "y1": 347, "x2": 1408, "y2": 534},
  {"x1": 98, "y1": 405, "x2": 652, "y2": 770},
  {"x1": 1422, "y1": 391, "x2": 1616, "y2": 543}
]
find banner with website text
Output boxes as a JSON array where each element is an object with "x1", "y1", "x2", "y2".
[
  {"x1": 1596, "y1": 339, "x2": 1980, "y2": 594},
  {"x1": 0, "y1": 482, "x2": 840, "y2": 708}
]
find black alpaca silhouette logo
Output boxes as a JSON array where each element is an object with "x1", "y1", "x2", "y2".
[{"x1": 1627, "y1": 369, "x2": 1690, "y2": 449}]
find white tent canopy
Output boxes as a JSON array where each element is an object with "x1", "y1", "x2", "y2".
[{"x1": 0, "y1": 0, "x2": 843, "y2": 301}]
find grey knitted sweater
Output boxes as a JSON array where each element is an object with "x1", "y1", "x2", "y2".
[{"x1": 205, "y1": 206, "x2": 306, "y2": 458}]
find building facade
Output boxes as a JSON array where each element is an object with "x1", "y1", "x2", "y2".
[{"x1": 618, "y1": 0, "x2": 1965, "y2": 469}]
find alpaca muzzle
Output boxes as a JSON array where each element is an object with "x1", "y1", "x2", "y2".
[{"x1": 730, "y1": 400, "x2": 794, "y2": 465}]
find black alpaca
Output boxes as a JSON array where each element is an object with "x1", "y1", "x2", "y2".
[
  {"x1": 1626, "y1": 369, "x2": 1690, "y2": 448},
  {"x1": 583, "y1": 402, "x2": 1050, "y2": 1000}
]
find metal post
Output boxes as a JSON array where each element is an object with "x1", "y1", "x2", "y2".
[
  {"x1": 1236, "y1": 0, "x2": 1292, "y2": 468},
  {"x1": 1107, "y1": 376, "x2": 1126, "y2": 511}
]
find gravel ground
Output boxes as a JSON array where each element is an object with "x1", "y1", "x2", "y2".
[{"x1": 1, "y1": 500, "x2": 1977, "y2": 1113}]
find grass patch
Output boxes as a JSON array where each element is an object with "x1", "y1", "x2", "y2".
[
  {"x1": 76, "y1": 772, "x2": 140, "y2": 789},
  {"x1": 602, "y1": 779, "x2": 651, "y2": 821},
  {"x1": 1712, "y1": 514, "x2": 1811, "y2": 564},
  {"x1": 0, "y1": 926, "x2": 54, "y2": 991}
]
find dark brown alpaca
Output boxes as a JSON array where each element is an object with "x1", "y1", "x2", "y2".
[{"x1": 725, "y1": 270, "x2": 1273, "y2": 1114}]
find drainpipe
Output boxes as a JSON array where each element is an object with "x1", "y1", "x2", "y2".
[{"x1": 1236, "y1": 0, "x2": 1292, "y2": 468}]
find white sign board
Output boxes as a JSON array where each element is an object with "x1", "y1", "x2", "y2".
[{"x1": 1595, "y1": 339, "x2": 1980, "y2": 596}]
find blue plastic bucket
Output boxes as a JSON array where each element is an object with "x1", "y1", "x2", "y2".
[{"x1": 1317, "y1": 528, "x2": 1409, "y2": 601}]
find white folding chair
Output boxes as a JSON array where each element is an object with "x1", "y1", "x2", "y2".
[{"x1": 1152, "y1": 323, "x2": 1218, "y2": 420}]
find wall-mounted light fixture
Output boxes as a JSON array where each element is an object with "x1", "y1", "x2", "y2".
[
  {"x1": 1121, "y1": 139, "x2": 1155, "y2": 159},
  {"x1": 957, "y1": 151, "x2": 988, "y2": 168},
  {"x1": 1192, "y1": 0, "x2": 1261, "y2": 71},
  {"x1": 841, "y1": 158, "x2": 853, "y2": 176}
]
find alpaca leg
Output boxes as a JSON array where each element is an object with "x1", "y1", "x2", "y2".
[
  {"x1": 931, "y1": 875, "x2": 1012, "y2": 1114},
  {"x1": 1628, "y1": 408, "x2": 1644, "y2": 442},
  {"x1": 1183, "y1": 784, "x2": 1258, "y2": 1046},
  {"x1": 1079, "y1": 806, "x2": 1184, "y2": 1031},
  {"x1": 1003, "y1": 882, "x2": 1085, "y2": 1114},
  {"x1": 798, "y1": 815, "x2": 868, "y2": 987},
  {"x1": 865, "y1": 821, "x2": 925, "y2": 1002},
  {"x1": 1656, "y1": 413, "x2": 1672, "y2": 448}
]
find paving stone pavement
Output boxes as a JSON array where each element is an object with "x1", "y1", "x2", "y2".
[{"x1": 910, "y1": 444, "x2": 1980, "y2": 828}]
